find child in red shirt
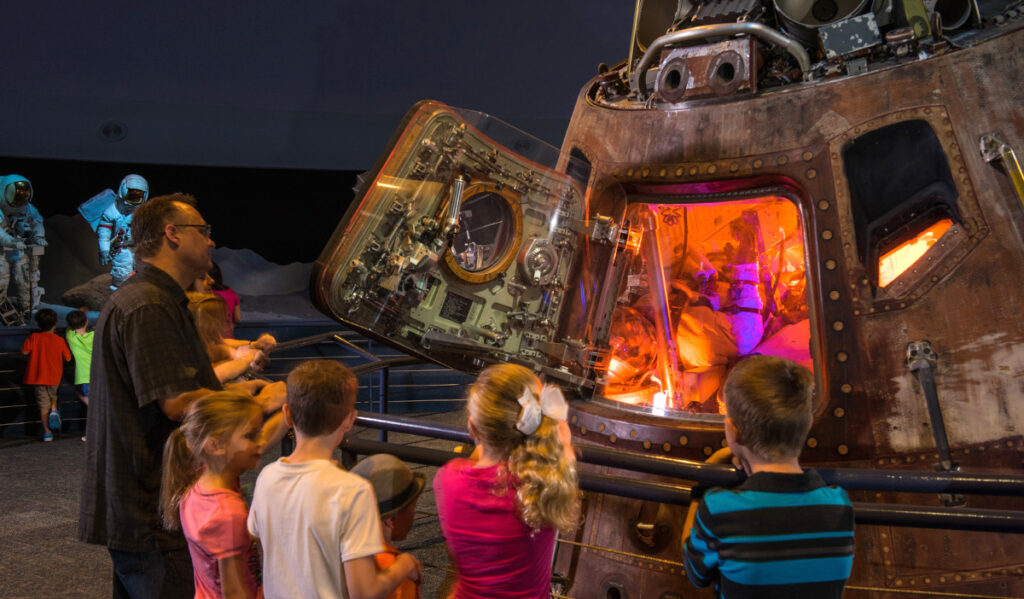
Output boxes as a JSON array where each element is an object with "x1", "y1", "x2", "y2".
[{"x1": 21, "y1": 308, "x2": 71, "y2": 442}]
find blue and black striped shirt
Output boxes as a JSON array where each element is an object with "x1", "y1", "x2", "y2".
[{"x1": 684, "y1": 470, "x2": 855, "y2": 598}]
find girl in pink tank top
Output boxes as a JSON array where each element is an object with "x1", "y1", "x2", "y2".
[{"x1": 434, "y1": 364, "x2": 580, "y2": 598}]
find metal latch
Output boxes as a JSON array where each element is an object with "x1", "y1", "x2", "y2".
[{"x1": 980, "y1": 132, "x2": 1024, "y2": 207}]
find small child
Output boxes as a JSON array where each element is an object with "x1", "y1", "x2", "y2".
[
  {"x1": 20, "y1": 308, "x2": 71, "y2": 442},
  {"x1": 683, "y1": 355, "x2": 855, "y2": 598},
  {"x1": 159, "y1": 391, "x2": 289, "y2": 599},
  {"x1": 209, "y1": 262, "x2": 242, "y2": 339},
  {"x1": 351, "y1": 454, "x2": 426, "y2": 599},
  {"x1": 433, "y1": 363, "x2": 580, "y2": 599},
  {"x1": 65, "y1": 309, "x2": 93, "y2": 440},
  {"x1": 188, "y1": 292, "x2": 275, "y2": 383},
  {"x1": 247, "y1": 360, "x2": 420, "y2": 599}
]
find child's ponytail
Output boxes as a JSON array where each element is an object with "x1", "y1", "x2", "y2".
[
  {"x1": 468, "y1": 364, "x2": 580, "y2": 534},
  {"x1": 509, "y1": 414, "x2": 580, "y2": 534},
  {"x1": 160, "y1": 426, "x2": 200, "y2": 530},
  {"x1": 158, "y1": 391, "x2": 262, "y2": 530}
]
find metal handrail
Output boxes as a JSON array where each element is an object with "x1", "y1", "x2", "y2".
[
  {"x1": 340, "y1": 437, "x2": 1024, "y2": 533},
  {"x1": 630, "y1": 23, "x2": 813, "y2": 99},
  {"x1": 350, "y1": 356, "x2": 425, "y2": 376},
  {"x1": 268, "y1": 330, "x2": 349, "y2": 354},
  {"x1": 353, "y1": 412, "x2": 1024, "y2": 496},
  {"x1": 341, "y1": 437, "x2": 696, "y2": 506}
]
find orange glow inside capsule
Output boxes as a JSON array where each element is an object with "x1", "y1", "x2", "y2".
[
  {"x1": 878, "y1": 219, "x2": 953, "y2": 287},
  {"x1": 602, "y1": 196, "x2": 813, "y2": 416}
]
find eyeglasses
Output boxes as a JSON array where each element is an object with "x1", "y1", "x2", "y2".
[{"x1": 173, "y1": 223, "x2": 212, "y2": 238}]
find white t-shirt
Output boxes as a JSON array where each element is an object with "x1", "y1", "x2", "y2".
[{"x1": 247, "y1": 459, "x2": 384, "y2": 599}]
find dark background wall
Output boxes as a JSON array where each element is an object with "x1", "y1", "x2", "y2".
[
  {"x1": 3, "y1": 156, "x2": 357, "y2": 264},
  {"x1": 2, "y1": 2, "x2": 634, "y2": 263},
  {"x1": 1, "y1": 2, "x2": 633, "y2": 169}
]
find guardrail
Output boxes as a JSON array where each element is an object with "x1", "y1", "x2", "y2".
[{"x1": 349, "y1": 413, "x2": 1024, "y2": 533}]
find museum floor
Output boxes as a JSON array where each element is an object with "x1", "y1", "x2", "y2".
[{"x1": 0, "y1": 411, "x2": 462, "y2": 599}]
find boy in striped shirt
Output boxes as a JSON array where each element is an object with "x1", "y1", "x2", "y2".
[{"x1": 683, "y1": 355, "x2": 855, "y2": 598}]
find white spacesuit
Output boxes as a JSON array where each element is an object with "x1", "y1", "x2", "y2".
[
  {"x1": 79, "y1": 174, "x2": 149, "y2": 289},
  {"x1": 0, "y1": 175, "x2": 46, "y2": 318}
]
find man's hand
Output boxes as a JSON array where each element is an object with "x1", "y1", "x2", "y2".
[
  {"x1": 98, "y1": 251, "x2": 110, "y2": 266},
  {"x1": 226, "y1": 380, "x2": 286, "y2": 414},
  {"x1": 254, "y1": 381, "x2": 287, "y2": 414},
  {"x1": 225, "y1": 379, "x2": 268, "y2": 396}
]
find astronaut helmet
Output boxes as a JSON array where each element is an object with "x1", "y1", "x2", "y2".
[
  {"x1": 117, "y1": 174, "x2": 149, "y2": 207},
  {"x1": 1, "y1": 175, "x2": 33, "y2": 210}
]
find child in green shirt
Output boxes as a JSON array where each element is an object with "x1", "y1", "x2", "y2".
[{"x1": 65, "y1": 309, "x2": 94, "y2": 440}]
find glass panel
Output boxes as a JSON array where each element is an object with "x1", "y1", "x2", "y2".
[
  {"x1": 312, "y1": 102, "x2": 594, "y2": 381},
  {"x1": 447, "y1": 189, "x2": 519, "y2": 275},
  {"x1": 601, "y1": 195, "x2": 812, "y2": 416},
  {"x1": 878, "y1": 219, "x2": 953, "y2": 287}
]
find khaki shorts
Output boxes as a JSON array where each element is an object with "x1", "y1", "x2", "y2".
[{"x1": 33, "y1": 385, "x2": 58, "y2": 410}]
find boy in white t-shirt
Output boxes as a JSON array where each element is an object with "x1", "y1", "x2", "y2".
[{"x1": 247, "y1": 360, "x2": 420, "y2": 599}]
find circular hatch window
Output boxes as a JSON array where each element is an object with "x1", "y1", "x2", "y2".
[{"x1": 445, "y1": 183, "x2": 522, "y2": 283}]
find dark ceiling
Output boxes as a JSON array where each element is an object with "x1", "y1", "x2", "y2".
[{"x1": 1, "y1": 2, "x2": 634, "y2": 171}]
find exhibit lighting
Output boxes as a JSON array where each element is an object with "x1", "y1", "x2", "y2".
[{"x1": 878, "y1": 219, "x2": 953, "y2": 287}]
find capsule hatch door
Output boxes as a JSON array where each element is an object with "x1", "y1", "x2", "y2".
[{"x1": 312, "y1": 101, "x2": 600, "y2": 388}]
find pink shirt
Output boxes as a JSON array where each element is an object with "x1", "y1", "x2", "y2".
[
  {"x1": 181, "y1": 484, "x2": 262, "y2": 599},
  {"x1": 212, "y1": 288, "x2": 240, "y2": 338},
  {"x1": 434, "y1": 459, "x2": 556, "y2": 599}
]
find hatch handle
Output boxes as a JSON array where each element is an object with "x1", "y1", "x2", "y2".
[{"x1": 980, "y1": 132, "x2": 1024, "y2": 207}]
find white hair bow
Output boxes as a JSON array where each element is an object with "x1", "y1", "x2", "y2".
[{"x1": 515, "y1": 384, "x2": 568, "y2": 436}]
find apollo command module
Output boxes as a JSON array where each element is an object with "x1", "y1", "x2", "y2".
[{"x1": 313, "y1": 0, "x2": 1024, "y2": 595}]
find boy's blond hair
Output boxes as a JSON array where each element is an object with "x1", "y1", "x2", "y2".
[
  {"x1": 286, "y1": 360, "x2": 358, "y2": 436},
  {"x1": 723, "y1": 355, "x2": 814, "y2": 461}
]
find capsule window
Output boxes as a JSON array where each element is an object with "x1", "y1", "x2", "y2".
[
  {"x1": 878, "y1": 218, "x2": 953, "y2": 287},
  {"x1": 842, "y1": 120, "x2": 960, "y2": 287},
  {"x1": 602, "y1": 194, "x2": 812, "y2": 416}
]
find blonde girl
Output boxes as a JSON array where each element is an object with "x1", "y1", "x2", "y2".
[
  {"x1": 433, "y1": 364, "x2": 580, "y2": 599},
  {"x1": 187, "y1": 292, "x2": 274, "y2": 383},
  {"x1": 160, "y1": 391, "x2": 288, "y2": 599}
]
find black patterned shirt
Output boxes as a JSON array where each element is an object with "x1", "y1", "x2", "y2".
[{"x1": 78, "y1": 262, "x2": 220, "y2": 552}]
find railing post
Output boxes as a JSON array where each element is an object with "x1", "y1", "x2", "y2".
[{"x1": 379, "y1": 367, "x2": 389, "y2": 443}]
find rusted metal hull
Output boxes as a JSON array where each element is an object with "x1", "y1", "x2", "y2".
[{"x1": 556, "y1": 25, "x2": 1024, "y2": 598}]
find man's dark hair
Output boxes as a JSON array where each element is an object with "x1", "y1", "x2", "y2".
[
  {"x1": 34, "y1": 308, "x2": 58, "y2": 332},
  {"x1": 724, "y1": 355, "x2": 814, "y2": 461},
  {"x1": 65, "y1": 309, "x2": 88, "y2": 331},
  {"x1": 286, "y1": 360, "x2": 358, "y2": 436},
  {"x1": 132, "y1": 193, "x2": 197, "y2": 260}
]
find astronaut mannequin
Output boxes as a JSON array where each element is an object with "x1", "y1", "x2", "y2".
[
  {"x1": 79, "y1": 174, "x2": 149, "y2": 289},
  {"x1": 0, "y1": 175, "x2": 46, "y2": 319}
]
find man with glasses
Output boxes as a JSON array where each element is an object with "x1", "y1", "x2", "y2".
[{"x1": 79, "y1": 193, "x2": 286, "y2": 599}]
